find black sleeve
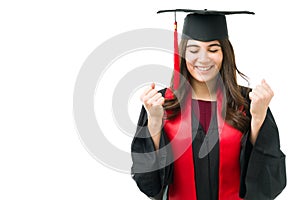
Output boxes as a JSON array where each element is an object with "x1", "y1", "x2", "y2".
[
  {"x1": 240, "y1": 108, "x2": 287, "y2": 200},
  {"x1": 131, "y1": 89, "x2": 173, "y2": 199}
]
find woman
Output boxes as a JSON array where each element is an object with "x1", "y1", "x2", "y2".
[{"x1": 131, "y1": 9, "x2": 286, "y2": 200}]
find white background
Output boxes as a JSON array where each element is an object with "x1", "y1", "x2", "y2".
[{"x1": 0, "y1": 0, "x2": 298, "y2": 199}]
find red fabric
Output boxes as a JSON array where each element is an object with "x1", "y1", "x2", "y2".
[
  {"x1": 164, "y1": 89, "x2": 197, "y2": 200},
  {"x1": 173, "y1": 21, "x2": 180, "y2": 90},
  {"x1": 164, "y1": 88, "x2": 243, "y2": 200},
  {"x1": 216, "y1": 89, "x2": 242, "y2": 199}
]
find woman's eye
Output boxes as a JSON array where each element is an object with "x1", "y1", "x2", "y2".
[
  {"x1": 189, "y1": 49, "x2": 199, "y2": 53},
  {"x1": 209, "y1": 49, "x2": 220, "y2": 53}
]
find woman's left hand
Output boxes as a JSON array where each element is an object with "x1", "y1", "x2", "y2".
[{"x1": 249, "y1": 79, "x2": 274, "y2": 144}]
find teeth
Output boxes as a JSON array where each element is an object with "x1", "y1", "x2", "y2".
[{"x1": 195, "y1": 66, "x2": 212, "y2": 71}]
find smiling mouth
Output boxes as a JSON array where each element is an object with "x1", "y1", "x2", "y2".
[{"x1": 195, "y1": 65, "x2": 213, "y2": 71}]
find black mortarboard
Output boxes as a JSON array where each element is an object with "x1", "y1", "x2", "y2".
[
  {"x1": 157, "y1": 9, "x2": 254, "y2": 89},
  {"x1": 157, "y1": 9, "x2": 255, "y2": 41}
]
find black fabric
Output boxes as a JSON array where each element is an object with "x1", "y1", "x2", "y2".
[
  {"x1": 157, "y1": 9, "x2": 254, "y2": 41},
  {"x1": 182, "y1": 14, "x2": 228, "y2": 41},
  {"x1": 131, "y1": 86, "x2": 286, "y2": 200},
  {"x1": 157, "y1": 9, "x2": 254, "y2": 15},
  {"x1": 131, "y1": 88, "x2": 173, "y2": 199},
  {"x1": 241, "y1": 109, "x2": 287, "y2": 200},
  {"x1": 191, "y1": 108, "x2": 219, "y2": 200}
]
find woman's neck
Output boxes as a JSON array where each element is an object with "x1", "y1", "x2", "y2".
[{"x1": 191, "y1": 78, "x2": 217, "y2": 101}]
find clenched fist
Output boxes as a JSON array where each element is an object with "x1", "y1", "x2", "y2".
[
  {"x1": 249, "y1": 79, "x2": 274, "y2": 144},
  {"x1": 140, "y1": 83, "x2": 165, "y2": 120},
  {"x1": 140, "y1": 83, "x2": 165, "y2": 149}
]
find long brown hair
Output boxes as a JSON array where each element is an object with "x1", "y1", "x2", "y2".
[{"x1": 163, "y1": 38, "x2": 250, "y2": 133}]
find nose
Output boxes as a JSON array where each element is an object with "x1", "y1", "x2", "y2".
[{"x1": 196, "y1": 50, "x2": 210, "y2": 64}]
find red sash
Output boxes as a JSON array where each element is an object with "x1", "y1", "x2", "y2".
[{"x1": 164, "y1": 88, "x2": 242, "y2": 200}]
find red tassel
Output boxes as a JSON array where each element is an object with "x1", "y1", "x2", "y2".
[{"x1": 173, "y1": 21, "x2": 180, "y2": 90}]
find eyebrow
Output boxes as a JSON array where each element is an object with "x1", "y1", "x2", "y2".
[{"x1": 186, "y1": 44, "x2": 221, "y2": 48}]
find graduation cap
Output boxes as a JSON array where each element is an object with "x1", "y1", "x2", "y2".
[{"x1": 157, "y1": 9, "x2": 255, "y2": 89}]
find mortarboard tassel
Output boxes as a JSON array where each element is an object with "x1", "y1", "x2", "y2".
[{"x1": 173, "y1": 12, "x2": 180, "y2": 90}]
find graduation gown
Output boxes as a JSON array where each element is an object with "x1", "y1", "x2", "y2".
[{"x1": 131, "y1": 87, "x2": 286, "y2": 200}]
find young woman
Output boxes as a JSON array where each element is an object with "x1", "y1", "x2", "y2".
[{"x1": 131, "y1": 9, "x2": 286, "y2": 200}]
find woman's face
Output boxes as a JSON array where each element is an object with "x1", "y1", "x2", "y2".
[{"x1": 185, "y1": 39, "x2": 223, "y2": 83}]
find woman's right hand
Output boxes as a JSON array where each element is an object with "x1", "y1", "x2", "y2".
[
  {"x1": 140, "y1": 83, "x2": 165, "y2": 121},
  {"x1": 140, "y1": 83, "x2": 165, "y2": 149}
]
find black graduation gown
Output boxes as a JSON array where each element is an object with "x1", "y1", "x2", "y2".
[{"x1": 131, "y1": 87, "x2": 286, "y2": 200}]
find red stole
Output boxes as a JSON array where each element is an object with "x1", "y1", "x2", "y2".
[{"x1": 164, "y1": 88, "x2": 242, "y2": 200}]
